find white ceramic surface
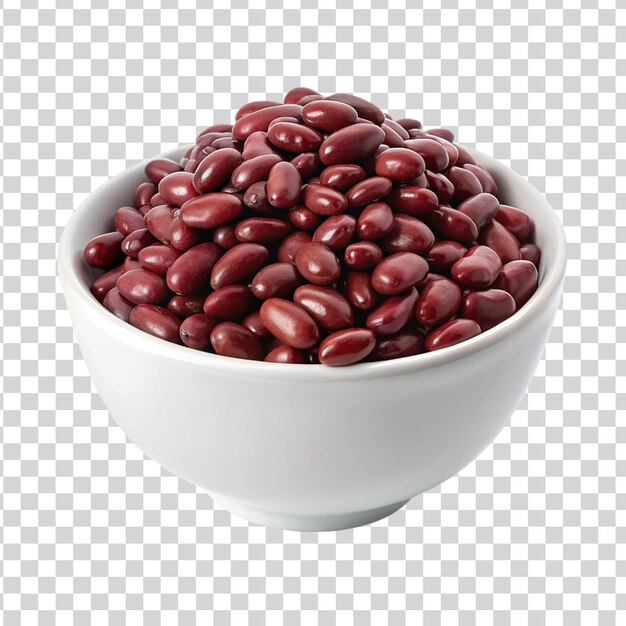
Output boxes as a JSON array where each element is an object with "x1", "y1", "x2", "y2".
[{"x1": 58, "y1": 146, "x2": 566, "y2": 531}]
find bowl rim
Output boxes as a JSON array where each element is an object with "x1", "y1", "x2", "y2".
[{"x1": 58, "y1": 145, "x2": 566, "y2": 382}]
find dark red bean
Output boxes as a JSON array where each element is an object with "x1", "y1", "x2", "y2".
[
  {"x1": 492, "y1": 260, "x2": 538, "y2": 308},
  {"x1": 90, "y1": 265, "x2": 125, "y2": 302},
  {"x1": 380, "y1": 122, "x2": 405, "y2": 148},
  {"x1": 210, "y1": 322, "x2": 265, "y2": 360},
  {"x1": 318, "y1": 328, "x2": 376, "y2": 366},
  {"x1": 297, "y1": 94, "x2": 324, "y2": 106},
  {"x1": 370, "y1": 330, "x2": 424, "y2": 361},
  {"x1": 234, "y1": 217, "x2": 291, "y2": 244},
  {"x1": 445, "y1": 166, "x2": 483, "y2": 204},
  {"x1": 197, "y1": 123, "x2": 233, "y2": 137},
  {"x1": 453, "y1": 144, "x2": 477, "y2": 167},
  {"x1": 426, "y1": 206, "x2": 478, "y2": 244},
  {"x1": 169, "y1": 216, "x2": 203, "y2": 251},
  {"x1": 243, "y1": 181, "x2": 273, "y2": 214},
  {"x1": 117, "y1": 268, "x2": 170, "y2": 305},
  {"x1": 301, "y1": 100, "x2": 358, "y2": 133},
  {"x1": 319, "y1": 164, "x2": 367, "y2": 191},
  {"x1": 395, "y1": 118, "x2": 423, "y2": 131},
  {"x1": 312, "y1": 214, "x2": 356, "y2": 251},
  {"x1": 426, "y1": 240, "x2": 467, "y2": 274},
  {"x1": 265, "y1": 345, "x2": 309, "y2": 364},
  {"x1": 345, "y1": 271, "x2": 378, "y2": 311},
  {"x1": 319, "y1": 124, "x2": 385, "y2": 166},
  {"x1": 166, "y1": 242, "x2": 222, "y2": 296},
  {"x1": 520, "y1": 243, "x2": 541, "y2": 266},
  {"x1": 145, "y1": 205, "x2": 175, "y2": 243},
  {"x1": 382, "y1": 119, "x2": 410, "y2": 140},
  {"x1": 375, "y1": 148, "x2": 425, "y2": 182},
  {"x1": 230, "y1": 154, "x2": 283, "y2": 191},
  {"x1": 242, "y1": 309, "x2": 271, "y2": 338},
  {"x1": 266, "y1": 162, "x2": 302, "y2": 210},
  {"x1": 295, "y1": 242, "x2": 341, "y2": 285},
  {"x1": 103, "y1": 287, "x2": 134, "y2": 322},
  {"x1": 179, "y1": 193, "x2": 243, "y2": 229},
  {"x1": 366, "y1": 287, "x2": 418, "y2": 336},
  {"x1": 288, "y1": 206, "x2": 322, "y2": 231},
  {"x1": 251, "y1": 263, "x2": 302, "y2": 300},
  {"x1": 167, "y1": 294, "x2": 206, "y2": 318},
  {"x1": 192, "y1": 148, "x2": 243, "y2": 194},
  {"x1": 494, "y1": 204, "x2": 534, "y2": 240},
  {"x1": 203, "y1": 285, "x2": 256, "y2": 321},
  {"x1": 268, "y1": 116, "x2": 302, "y2": 129},
  {"x1": 284, "y1": 87, "x2": 321, "y2": 104},
  {"x1": 380, "y1": 214, "x2": 435, "y2": 256},
  {"x1": 325, "y1": 93, "x2": 385, "y2": 125},
  {"x1": 461, "y1": 289, "x2": 517, "y2": 331},
  {"x1": 426, "y1": 128, "x2": 455, "y2": 142},
  {"x1": 267, "y1": 122, "x2": 323, "y2": 153},
  {"x1": 232, "y1": 104, "x2": 303, "y2": 141},
  {"x1": 235, "y1": 100, "x2": 282, "y2": 121},
  {"x1": 425, "y1": 171, "x2": 455, "y2": 203},
  {"x1": 212, "y1": 224, "x2": 239, "y2": 250},
  {"x1": 290, "y1": 152, "x2": 322, "y2": 179},
  {"x1": 346, "y1": 176, "x2": 393, "y2": 208},
  {"x1": 123, "y1": 257, "x2": 142, "y2": 272},
  {"x1": 260, "y1": 298, "x2": 320, "y2": 349},
  {"x1": 179, "y1": 314, "x2": 217, "y2": 350},
  {"x1": 138, "y1": 203, "x2": 153, "y2": 216},
  {"x1": 276, "y1": 231, "x2": 312, "y2": 264},
  {"x1": 134, "y1": 182, "x2": 158, "y2": 210},
  {"x1": 344, "y1": 241, "x2": 382, "y2": 270},
  {"x1": 464, "y1": 163, "x2": 498, "y2": 196},
  {"x1": 149, "y1": 192, "x2": 165, "y2": 208},
  {"x1": 357, "y1": 202, "x2": 394, "y2": 241},
  {"x1": 121, "y1": 228, "x2": 157, "y2": 259},
  {"x1": 129, "y1": 304, "x2": 182, "y2": 344},
  {"x1": 456, "y1": 193, "x2": 500, "y2": 230},
  {"x1": 416, "y1": 278, "x2": 462, "y2": 327},
  {"x1": 451, "y1": 245, "x2": 502, "y2": 289},
  {"x1": 145, "y1": 158, "x2": 181, "y2": 184},
  {"x1": 242, "y1": 131, "x2": 282, "y2": 159},
  {"x1": 302, "y1": 184, "x2": 348, "y2": 216},
  {"x1": 427, "y1": 134, "x2": 458, "y2": 167},
  {"x1": 404, "y1": 138, "x2": 449, "y2": 172},
  {"x1": 210, "y1": 137, "x2": 243, "y2": 152},
  {"x1": 371, "y1": 252, "x2": 429, "y2": 295},
  {"x1": 479, "y1": 220, "x2": 522, "y2": 263},
  {"x1": 158, "y1": 171, "x2": 198, "y2": 207},
  {"x1": 84, "y1": 231, "x2": 126, "y2": 269},
  {"x1": 115, "y1": 206, "x2": 145, "y2": 236},
  {"x1": 293, "y1": 284, "x2": 354, "y2": 330},
  {"x1": 208, "y1": 242, "x2": 268, "y2": 290},
  {"x1": 425, "y1": 318, "x2": 481, "y2": 351},
  {"x1": 386, "y1": 186, "x2": 438, "y2": 217}
]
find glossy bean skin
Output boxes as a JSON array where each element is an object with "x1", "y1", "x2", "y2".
[
  {"x1": 424, "y1": 318, "x2": 481, "y2": 352},
  {"x1": 371, "y1": 252, "x2": 429, "y2": 295},
  {"x1": 464, "y1": 163, "x2": 498, "y2": 196},
  {"x1": 295, "y1": 242, "x2": 341, "y2": 285},
  {"x1": 395, "y1": 117, "x2": 423, "y2": 131},
  {"x1": 356, "y1": 202, "x2": 394, "y2": 241},
  {"x1": 427, "y1": 206, "x2": 478, "y2": 244},
  {"x1": 243, "y1": 181, "x2": 273, "y2": 214},
  {"x1": 318, "y1": 328, "x2": 376, "y2": 366},
  {"x1": 145, "y1": 205, "x2": 175, "y2": 243},
  {"x1": 346, "y1": 176, "x2": 393, "y2": 208},
  {"x1": 344, "y1": 241, "x2": 382, "y2": 270},
  {"x1": 90, "y1": 265, "x2": 125, "y2": 302},
  {"x1": 479, "y1": 220, "x2": 522, "y2": 263},
  {"x1": 103, "y1": 287, "x2": 134, "y2": 322},
  {"x1": 260, "y1": 298, "x2": 320, "y2": 349},
  {"x1": 265, "y1": 345, "x2": 309, "y2": 363},
  {"x1": 149, "y1": 192, "x2": 166, "y2": 208},
  {"x1": 145, "y1": 158, "x2": 181, "y2": 184},
  {"x1": 520, "y1": 243, "x2": 541, "y2": 266},
  {"x1": 197, "y1": 123, "x2": 233, "y2": 137},
  {"x1": 179, "y1": 193, "x2": 243, "y2": 229},
  {"x1": 192, "y1": 148, "x2": 243, "y2": 194},
  {"x1": 235, "y1": 217, "x2": 291, "y2": 244},
  {"x1": 386, "y1": 186, "x2": 438, "y2": 216},
  {"x1": 158, "y1": 171, "x2": 198, "y2": 207},
  {"x1": 325, "y1": 93, "x2": 385, "y2": 125},
  {"x1": 210, "y1": 243, "x2": 269, "y2": 290},
  {"x1": 115, "y1": 206, "x2": 145, "y2": 235},
  {"x1": 129, "y1": 304, "x2": 182, "y2": 344},
  {"x1": 453, "y1": 144, "x2": 477, "y2": 167},
  {"x1": 203, "y1": 285, "x2": 256, "y2": 321},
  {"x1": 345, "y1": 271, "x2": 378, "y2": 311},
  {"x1": 404, "y1": 138, "x2": 449, "y2": 172},
  {"x1": 242, "y1": 309, "x2": 271, "y2": 338},
  {"x1": 210, "y1": 322, "x2": 265, "y2": 360},
  {"x1": 169, "y1": 216, "x2": 203, "y2": 251},
  {"x1": 122, "y1": 257, "x2": 142, "y2": 272},
  {"x1": 235, "y1": 100, "x2": 282, "y2": 121},
  {"x1": 301, "y1": 100, "x2": 358, "y2": 132},
  {"x1": 425, "y1": 171, "x2": 454, "y2": 203},
  {"x1": 445, "y1": 166, "x2": 483, "y2": 204},
  {"x1": 302, "y1": 184, "x2": 348, "y2": 216},
  {"x1": 212, "y1": 224, "x2": 239, "y2": 250},
  {"x1": 267, "y1": 122, "x2": 323, "y2": 153},
  {"x1": 230, "y1": 154, "x2": 283, "y2": 191},
  {"x1": 456, "y1": 192, "x2": 499, "y2": 230},
  {"x1": 232, "y1": 104, "x2": 303, "y2": 141},
  {"x1": 426, "y1": 240, "x2": 467, "y2": 274},
  {"x1": 494, "y1": 204, "x2": 534, "y2": 240},
  {"x1": 266, "y1": 161, "x2": 302, "y2": 210},
  {"x1": 275, "y1": 231, "x2": 311, "y2": 264},
  {"x1": 366, "y1": 287, "x2": 418, "y2": 336},
  {"x1": 380, "y1": 214, "x2": 435, "y2": 256},
  {"x1": 179, "y1": 313, "x2": 217, "y2": 350},
  {"x1": 293, "y1": 284, "x2": 354, "y2": 330},
  {"x1": 375, "y1": 147, "x2": 425, "y2": 182},
  {"x1": 251, "y1": 263, "x2": 302, "y2": 300},
  {"x1": 116, "y1": 268, "x2": 170, "y2": 305},
  {"x1": 415, "y1": 278, "x2": 462, "y2": 327},
  {"x1": 166, "y1": 242, "x2": 222, "y2": 296},
  {"x1": 84, "y1": 231, "x2": 126, "y2": 269},
  {"x1": 210, "y1": 137, "x2": 243, "y2": 152},
  {"x1": 284, "y1": 87, "x2": 321, "y2": 104},
  {"x1": 290, "y1": 152, "x2": 322, "y2": 179},
  {"x1": 312, "y1": 214, "x2": 356, "y2": 251},
  {"x1": 426, "y1": 127, "x2": 455, "y2": 142},
  {"x1": 121, "y1": 228, "x2": 157, "y2": 259},
  {"x1": 167, "y1": 294, "x2": 206, "y2": 318},
  {"x1": 288, "y1": 206, "x2": 322, "y2": 231},
  {"x1": 370, "y1": 330, "x2": 424, "y2": 361},
  {"x1": 451, "y1": 245, "x2": 502, "y2": 289},
  {"x1": 319, "y1": 124, "x2": 385, "y2": 166},
  {"x1": 492, "y1": 260, "x2": 538, "y2": 307},
  {"x1": 319, "y1": 164, "x2": 367, "y2": 191},
  {"x1": 242, "y1": 131, "x2": 282, "y2": 159},
  {"x1": 427, "y1": 134, "x2": 458, "y2": 167},
  {"x1": 380, "y1": 122, "x2": 405, "y2": 148},
  {"x1": 461, "y1": 289, "x2": 516, "y2": 331}
]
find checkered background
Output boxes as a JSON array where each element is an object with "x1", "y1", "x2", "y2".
[{"x1": 1, "y1": 1, "x2": 623, "y2": 623}]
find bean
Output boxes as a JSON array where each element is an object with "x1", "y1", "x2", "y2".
[
  {"x1": 266, "y1": 161, "x2": 302, "y2": 209},
  {"x1": 357, "y1": 202, "x2": 394, "y2": 241},
  {"x1": 494, "y1": 204, "x2": 534, "y2": 240},
  {"x1": 380, "y1": 214, "x2": 435, "y2": 256},
  {"x1": 235, "y1": 100, "x2": 282, "y2": 121},
  {"x1": 234, "y1": 217, "x2": 290, "y2": 244},
  {"x1": 297, "y1": 94, "x2": 324, "y2": 106},
  {"x1": 203, "y1": 285, "x2": 256, "y2": 321},
  {"x1": 265, "y1": 345, "x2": 309, "y2": 364},
  {"x1": 179, "y1": 314, "x2": 217, "y2": 350},
  {"x1": 371, "y1": 252, "x2": 429, "y2": 295},
  {"x1": 415, "y1": 278, "x2": 462, "y2": 327},
  {"x1": 211, "y1": 137, "x2": 243, "y2": 152},
  {"x1": 324, "y1": 93, "x2": 385, "y2": 125},
  {"x1": 301, "y1": 100, "x2": 358, "y2": 132},
  {"x1": 319, "y1": 124, "x2": 385, "y2": 165},
  {"x1": 212, "y1": 224, "x2": 239, "y2": 250},
  {"x1": 115, "y1": 206, "x2": 145, "y2": 236},
  {"x1": 404, "y1": 138, "x2": 449, "y2": 172},
  {"x1": 302, "y1": 184, "x2": 348, "y2": 216},
  {"x1": 158, "y1": 171, "x2": 198, "y2": 207},
  {"x1": 192, "y1": 148, "x2": 243, "y2": 194},
  {"x1": 344, "y1": 241, "x2": 383, "y2": 270},
  {"x1": 260, "y1": 298, "x2": 320, "y2": 349},
  {"x1": 145, "y1": 205, "x2": 175, "y2": 243},
  {"x1": 103, "y1": 287, "x2": 134, "y2": 322},
  {"x1": 267, "y1": 122, "x2": 323, "y2": 153},
  {"x1": 386, "y1": 186, "x2": 438, "y2": 216},
  {"x1": 464, "y1": 163, "x2": 498, "y2": 196},
  {"x1": 232, "y1": 104, "x2": 303, "y2": 141},
  {"x1": 312, "y1": 214, "x2": 356, "y2": 250},
  {"x1": 451, "y1": 245, "x2": 502, "y2": 289},
  {"x1": 243, "y1": 181, "x2": 273, "y2": 214},
  {"x1": 293, "y1": 284, "x2": 354, "y2": 330},
  {"x1": 345, "y1": 271, "x2": 378, "y2": 311},
  {"x1": 426, "y1": 128, "x2": 455, "y2": 142},
  {"x1": 134, "y1": 182, "x2": 158, "y2": 210},
  {"x1": 167, "y1": 294, "x2": 206, "y2": 318},
  {"x1": 461, "y1": 289, "x2": 517, "y2": 331},
  {"x1": 520, "y1": 243, "x2": 541, "y2": 266},
  {"x1": 395, "y1": 118, "x2": 423, "y2": 131},
  {"x1": 242, "y1": 309, "x2": 271, "y2": 338},
  {"x1": 346, "y1": 176, "x2": 393, "y2": 208},
  {"x1": 121, "y1": 228, "x2": 157, "y2": 259},
  {"x1": 209, "y1": 243, "x2": 268, "y2": 290},
  {"x1": 197, "y1": 123, "x2": 233, "y2": 137},
  {"x1": 210, "y1": 322, "x2": 265, "y2": 360},
  {"x1": 427, "y1": 205, "x2": 478, "y2": 243},
  {"x1": 453, "y1": 144, "x2": 477, "y2": 167},
  {"x1": 295, "y1": 242, "x2": 341, "y2": 285},
  {"x1": 492, "y1": 260, "x2": 538, "y2": 308},
  {"x1": 426, "y1": 240, "x2": 467, "y2": 274},
  {"x1": 380, "y1": 122, "x2": 405, "y2": 148},
  {"x1": 242, "y1": 131, "x2": 282, "y2": 159},
  {"x1": 166, "y1": 242, "x2": 222, "y2": 296},
  {"x1": 427, "y1": 134, "x2": 459, "y2": 167},
  {"x1": 123, "y1": 257, "x2": 142, "y2": 272},
  {"x1": 358, "y1": 144, "x2": 389, "y2": 177},
  {"x1": 290, "y1": 152, "x2": 322, "y2": 179},
  {"x1": 84, "y1": 231, "x2": 126, "y2": 269},
  {"x1": 445, "y1": 166, "x2": 483, "y2": 204},
  {"x1": 230, "y1": 154, "x2": 283, "y2": 191},
  {"x1": 276, "y1": 231, "x2": 312, "y2": 264},
  {"x1": 284, "y1": 86, "x2": 321, "y2": 104},
  {"x1": 251, "y1": 263, "x2": 302, "y2": 300},
  {"x1": 370, "y1": 330, "x2": 424, "y2": 361},
  {"x1": 479, "y1": 220, "x2": 522, "y2": 263},
  {"x1": 90, "y1": 265, "x2": 125, "y2": 302},
  {"x1": 169, "y1": 216, "x2": 203, "y2": 251},
  {"x1": 145, "y1": 158, "x2": 181, "y2": 184},
  {"x1": 365, "y1": 287, "x2": 418, "y2": 336},
  {"x1": 179, "y1": 193, "x2": 243, "y2": 229},
  {"x1": 129, "y1": 304, "x2": 182, "y2": 344},
  {"x1": 425, "y1": 318, "x2": 481, "y2": 351},
  {"x1": 319, "y1": 164, "x2": 367, "y2": 191},
  {"x1": 425, "y1": 171, "x2": 454, "y2": 203},
  {"x1": 375, "y1": 147, "x2": 425, "y2": 182},
  {"x1": 149, "y1": 192, "x2": 165, "y2": 208},
  {"x1": 317, "y1": 328, "x2": 375, "y2": 366},
  {"x1": 456, "y1": 192, "x2": 500, "y2": 230},
  {"x1": 288, "y1": 206, "x2": 322, "y2": 231},
  {"x1": 116, "y1": 268, "x2": 170, "y2": 305}
]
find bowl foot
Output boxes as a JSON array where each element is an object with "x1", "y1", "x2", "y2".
[{"x1": 210, "y1": 496, "x2": 409, "y2": 532}]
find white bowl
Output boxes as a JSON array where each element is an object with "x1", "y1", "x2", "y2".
[{"x1": 58, "y1": 146, "x2": 566, "y2": 531}]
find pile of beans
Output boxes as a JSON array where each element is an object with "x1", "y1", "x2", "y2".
[{"x1": 85, "y1": 88, "x2": 540, "y2": 366}]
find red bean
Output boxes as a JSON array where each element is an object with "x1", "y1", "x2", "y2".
[
  {"x1": 319, "y1": 124, "x2": 385, "y2": 166},
  {"x1": 145, "y1": 158, "x2": 181, "y2": 184},
  {"x1": 319, "y1": 164, "x2": 367, "y2": 191},
  {"x1": 197, "y1": 123, "x2": 233, "y2": 137},
  {"x1": 242, "y1": 131, "x2": 283, "y2": 159},
  {"x1": 167, "y1": 294, "x2": 206, "y2": 318},
  {"x1": 203, "y1": 285, "x2": 256, "y2": 321},
  {"x1": 179, "y1": 193, "x2": 243, "y2": 229},
  {"x1": 232, "y1": 104, "x2": 303, "y2": 141},
  {"x1": 345, "y1": 271, "x2": 378, "y2": 311},
  {"x1": 210, "y1": 322, "x2": 265, "y2": 360},
  {"x1": 267, "y1": 122, "x2": 323, "y2": 153},
  {"x1": 386, "y1": 186, "x2": 438, "y2": 216},
  {"x1": 135, "y1": 182, "x2": 157, "y2": 208},
  {"x1": 302, "y1": 184, "x2": 348, "y2": 216},
  {"x1": 123, "y1": 257, "x2": 142, "y2": 272},
  {"x1": 243, "y1": 181, "x2": 273, "y2": 214},
  {"x1": 260, "y1": 298, "x2": 320, "y2": 349},
  {"x1": 290, "y1": 152, "x2": 322, "y2": 179},
  {"x1": 426, "y1": 128, "x2": 455, "y2": 142},
  {"x1": 169, "y1": 216, "x2": 203, "y2": 251},
  {"x1": 84, "y1": 231, "x2": 126, "y2": 269},
  {"x1": 158, "y1": 171, "x2": 198, "y2": 207},
  {"x1": 276, "y1": 231, "x2": 312, "y2": 264},
  {"x1": 230, "y1": 154, "x2": 283, "y2": 191},
  {"x1": 265, "y1": 345, "x2": 309, "y2": 363},
  {"x1": 445, "y1": 166, "x2": 483, "y2": 204},
  {"x1": 380, "y1": 122, "x2": 405, "y2": 148},
  {"x1": 122, "y1": 228, "x2": 157, "y2": 259},
  {"x1": 464, "y1": 163, "x2": 498, "y2": 196},
  {"x1": 357, "y1": 202, "x2": 394, "y2": 241},
  {"x1": 284, "y1": 87, "x2": 321, "y2": 104},
  {"x1": 211, "y1": 137, "x2": 243, "y2": 152},
  {"x1": 312, "y1": 214, "x2": 356, "y2": 250},
  {"x1": 149, "y1": 192, "x2": 165, "y2": 208},
  {"x1": 295, "y1": 242, "x2": 341, "y2": 285},
  {"x1": 145, "y1": 205, "x2": 175, "y2": 243},
  {"x1": 266, "y1": 162, "x2": 302, "y2": 209},
  {"x1": 233, "y1": 217, "x2": 290, "y2": 244},
  {"x1": 451, "y1": 245, "x2": 502, "y2": 289},
  {"x1": 454, "y1": 144, "x2": 477, "y2": 167},
  {"x1": 425, "y1": 318, "x2": 481, "y2": 351},
  {"x1": 103, "y1": 287, "x2": 134, "y2": 322},
  {"x1": 416, "y1": 278, "x2": 462, "y2": 327},
  {"x1": 192, "y1": 148, "x2": 243, "y2": 194},
  {"x1": 288, "y1": 206, "x2": 322, "y2": 231},
  {"x1": 370, "y1": 330, "x2": 424, "y2": 361},
  {"x1": 210, "y1": 243, "x2": 269, "y2": 290},
  {"x1": 427, "y1": 206, "x2": 478, "y2": 244},
  {"x1": 493, "y1": 260, "x2": 538, "y2": 308},
  {"x1": 317, "y1": 328, "x2": 375, "y2": 366},
  {"x1": 425, "y1": 171, "x2": 455, "y2": 203},
  {"x1": 344, "y1": 241, "x2": 382, "y2": 270},
  {"x1": 212, "y1": 224, "x2": 239, "y2": 250},
  {"x1": 115, "y1": 206, "x2": 145, "y2": 236},
  {"x1": 325, "y1": 93, "x2": 385, "y2": 125},
  {"x1": 404, "y1": 138, "x2": 449, "y2": 172},
  {"x1": 494, "y1": 204, "x2": 534, "y2": 240},
  {"x1": 366, "y1": 288, "x2": 418, "y2": 336},
  {"x1": 235, "y1": 100, "x2": 282, "y2": 121},
  {"x1": 456, "y1": 193, "x2": 500, "y2": 230},
  {"x1": 301, "y1": 100, "x2": 358, "y2": 133},
  {"x1": 461, "y1": 289, "x2": 517, "y2": 331},
  {"x1": 371, "y1": 252, "x2": 429, "y2": 295},
  {"x1": 179, "y1": 314, "x2": 217, "y2": 350},
  {"x1": 346, "y1": 176, "x2": 393, "y2": 208},
  {"x1": 426, "y1": 240, "x2": 467, "y2": 274},
  {"x1": 129, "y1": 304, "x2": 182, "y2": 344},
  {"x1": 395, "y1": 118, "x2": 423, "y2": 131},
  {"x1": 380, "y1": 214, "x2": 435, "y2": 256},
  {"x1": 242, "y1": 309, "x2": 271, "y2": 338},
  {"x1": 166, "y1": 242, "x2": 222, "y2": 296},
  {"x1": 374, "y1": 148, "x2": 425, "y2": 182},
  {"x1": 251, "y1": 263, "x2": 302, "y2": 300},
  {"x1": 116, "y1": 268, "x2": 170, "y2": 305},
  {"x1": 427, "y1": 134, "x2": 458, "y2": 167},
  {"x1": 479, "y1": 220, "x2": 522, "y2": 263},
  {"x1": 293, "y1": 284, "x2": 354, "y2": 330},
  {"x1": 520, "y1": 243, "x2": 541, "y2": 266},
  {"x1": 90, "y1": 265, "x2": 125, "y2": 303}
]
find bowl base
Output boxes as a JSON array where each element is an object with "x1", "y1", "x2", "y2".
[{"x1": 211, "y1": 495, "x2": 410, "y2": 532}]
